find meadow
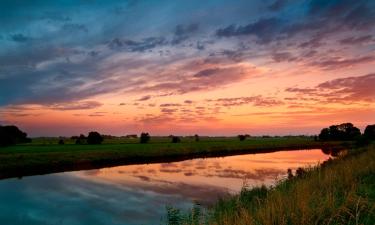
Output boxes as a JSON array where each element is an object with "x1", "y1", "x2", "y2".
[
  {"x1": 0, "y1": 136, "x2": 346, "y2": 179},
  {"x1": 170, "y1": 144, "x2": 375, "y2": 225}
]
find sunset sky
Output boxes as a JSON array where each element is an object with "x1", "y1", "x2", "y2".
[{"x1": 0, "y1": 0, "x2": 374, "y2": 136}]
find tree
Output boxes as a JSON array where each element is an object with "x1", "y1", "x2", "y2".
[
  {"x1": 0, "y1": 125, "x2": 31, "y2": 147},
  {"x1": 318, "y1": 123, "x2": 361, "y2": 141},
  {"x1": 140, "y1": 132, "x2": 150, "y2": 143},
  {"x1": 58, "y1": 139, "x2": 65, "y2": 145},
  {"x1": 194, "y1": 134, "x2": 200, "y2": 142},
  {"x1": 87, "y1": 131, "x2": 103, "y2": 144},
  {"x1": 364, "y1": 124, "x2": 375, "y2": 141},
  {"x1": 238, "y1": 134, "x2": 247, "y2": 141},
  {"x1": 171, "y1": 136, "x2": 181, "y2": 143}
]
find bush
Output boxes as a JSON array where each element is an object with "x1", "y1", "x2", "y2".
[
  {"x1": 171, "y1": 136, "x2": 181, "y2": 143},
  {"x1": 87, "y1": 131, "x2": 103, "y2": 144},
  {"x1": 140, "y1": 132, "x2": 150, "y2": 143},
  {"x1": 238, "y1": 135, "x2": 247, "y2": 141},
  {"x1": 58, "y1": 139, "x2": 65, "y2": 145},
  {"x1": 194, "y1": 134, "x2": 200, "y2": 142}
]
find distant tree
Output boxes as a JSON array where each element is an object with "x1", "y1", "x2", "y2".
[
  {"x1": 318, "y1": 123, "x2": 361, "y2": 141},
  {"x1": 364, "y1": 124, "x2": 375, "y2": 141},
  {"x1": 314, "y1": 135, "x2": 318, "y2": 141},
  {"x1": 58, "y1": 139, "x2": 65, "y2": 145},
  {"x1": 238, "y1": 134, "x2": 247, "y2": 141},
  {"x1": 140, "y1": 132, "x2": 150, "y2": 143},
  {"x1": 171, "y1": 136, "x2": 181, "y2": 143},
  {"x1": 87, "y1": 131, "x2": 103, "y2": 144},
  {"x1": 0, "y1": 125, "x2": 31, "y2": 147},
  {"x1": 74, "y1": 134, "x2": 87, "y2": 144},
  {"x1": 194, "y1": 134, "x2": 200, "y2": 142}
]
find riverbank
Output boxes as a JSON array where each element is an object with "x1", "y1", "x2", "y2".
[
  {"x1": 0, "y1": 137, "x2": 347, "y2": 180},
  {"x1": 172, "y1": 144, "x2": 375, "y2": 225}
]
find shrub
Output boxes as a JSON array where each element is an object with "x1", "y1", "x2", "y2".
[
  {"x1": 87, "y1": 131, "x2": 103, "y2": 144},
  {"x1": 238, "y1": 134, "x2": 247, "y2": 141},
  {"x1": 171, "y1": 136, "x2": 181, "y2": 143},
  {"x1": 140, "y1": 132, "x2": 150, "y2": 143},
  {"x1": 194, "y1": 134, "x2": 200, "y2": 142}
]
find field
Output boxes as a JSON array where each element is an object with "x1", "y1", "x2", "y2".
[
  {"x1": 171, "y1": 144, "x2": 375, "y2": 225},
  {"x1": 0, "y1": 136, "x2": 346, "y2": 179}
]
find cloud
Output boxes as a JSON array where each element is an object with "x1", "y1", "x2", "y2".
[
  {"x1": 216, "y1": 18, "x2": 282, "y2": 43},
  {"x1": 212, "y1": 96, "x2": 283, "y2": 107},
  {"x1": 172, "y1": 23, "x2": 199, "y2": 44},
  {"x1": 310, "y1": 56, "x2": 375, "y2": 70},
  {"x1": 48, "y1": 101, "x2": 103, "y2": 110},
  {"x1": 268, "y1": 0, "x2": 292, "y2": 11},
  {"x1": 136, "y1": 95, "x2": 152, "y2": 101},
  {"x1": 272, "y1": 52, "x2": 297, "y2": 63},
  {"x1": 108, "y1": 37, "x2": 167, "y2": 52},
  {"x1": 133, "y1": 62, "x2": 263, "y2": 95},
  {"x1": 339, "y1": 35, "x2": 373, "y2": 45},
  {"x1": 286, "y1": 73, "x2": 375, "y2": 103},
  {"x1": 10, "y1": 33, "x2": 32, "y2": 42}
]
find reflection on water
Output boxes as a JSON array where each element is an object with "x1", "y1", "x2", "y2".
[{"x1": 0, "y1": 149, "x2": 330, "y2": 225}]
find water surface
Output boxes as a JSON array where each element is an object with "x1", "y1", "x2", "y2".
[{"x1": 0, "y1": 149, "x2": 330, "y2": 225}]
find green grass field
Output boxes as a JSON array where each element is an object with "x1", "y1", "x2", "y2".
[
  {"x1": 170, "y1": 144, "x2": 375, "y2": 225},
  {"x1": 0, "y1": 136, "x2": 347, "y2": 179}
]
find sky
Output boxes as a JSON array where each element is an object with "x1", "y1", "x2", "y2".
[{"x1": 0, "y1": 0, "x2": 374, "y2": 137}]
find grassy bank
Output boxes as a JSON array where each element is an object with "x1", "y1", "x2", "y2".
[
  {"x1": 0, "y1": 137, "x2": 345, "y2": 179},
  {"x1": 172, "y1": 144, "x2": 375, "y2": 225}
]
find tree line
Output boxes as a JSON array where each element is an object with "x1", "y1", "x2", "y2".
[{"x1": 1, "y1": 123, "x2": 374, "y2": 147}]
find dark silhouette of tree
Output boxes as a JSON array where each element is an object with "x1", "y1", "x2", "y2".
[
  {"x1": 74, "y1": 134, "x2": 87, "y2": 144},
  {"x1": 140, "y1": 132, "x2": 150, "y2": 143},
  {"x1": 318, "y1": 123, "x2": 361, "y2": 141},
  {"x1": 171, "y1": 136, "x2": 181, "y2": 143},
  {"x1": 58, "y1": 139, "x2": 65, "y2": 145},
  {"x1": 238, "y1": 134, "x2": 247, "y2": 141},
  {"x1": 364, "y1": 124, "x2": 375, "y2": 141},
  {"x1": 194, "y1": 134, "x2": 200, "y2": 142},
  {"x1": 0, "y1": 125, "x2": 31, "y2": 147},
  {"x1": 87, "y1": 131, "x2": 103, "y2": 144}
]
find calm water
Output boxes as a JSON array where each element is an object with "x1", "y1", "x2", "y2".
[{"x1": 0, "y1": 149, "x2": 330, "y2": 225}]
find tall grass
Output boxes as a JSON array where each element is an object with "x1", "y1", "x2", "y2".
[{"x1": 174, "y1": 145, "x2": 375, "y2": 225}]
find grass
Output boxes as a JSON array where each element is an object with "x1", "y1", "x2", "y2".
[
  {"x1": 0, "y1": 136, "x2": 346, "y2": 179},
  {"x1": 171, "y1": 144, "x2": 375, "y2": 225}
]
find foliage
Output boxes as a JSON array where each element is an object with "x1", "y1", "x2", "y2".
[
  {"x1": 87, "y1": 131, "x2": 103, "y2": 144},
  {"x1": 319, "y1": 123, "x2": 361, "y2": 141},
  {"x1": 172, "y1": 136, "x2": 181, "y2": 143},
  {"x1": 140, "y1": 132, "x2": 151, "y2": 143},
  {"x1": 364, "y1": 124, "x2": 375, "y2": 141},
  {"x1": 0, "y1": 125, "x2": 31, "y2": 147}
]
